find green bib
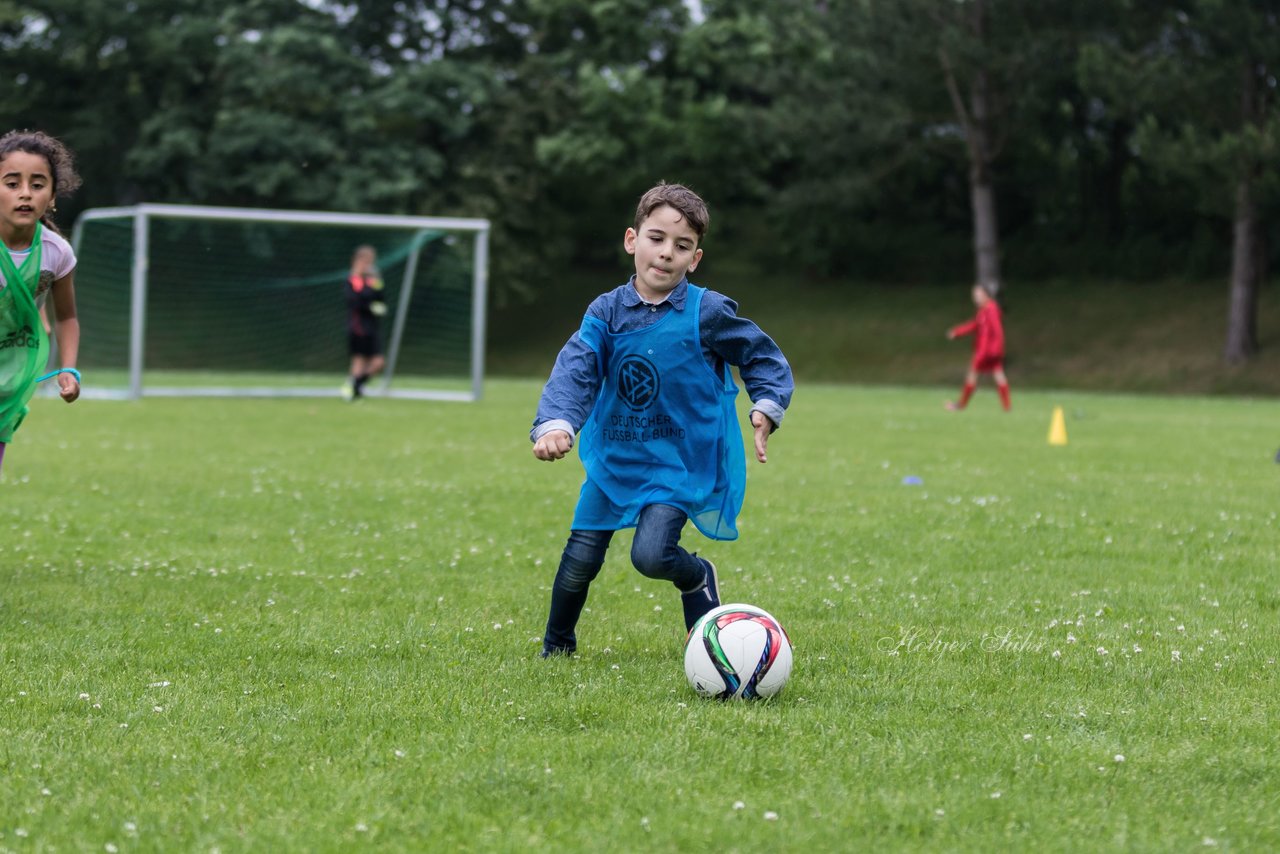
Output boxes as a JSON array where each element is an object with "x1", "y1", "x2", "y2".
[{"x1": 0, "y1": 223, "x2": 49, "y2": 442}]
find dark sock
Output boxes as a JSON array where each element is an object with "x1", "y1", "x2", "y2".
[{"x1": 353, "y1": 373, "x2": 370, "y2": 396}]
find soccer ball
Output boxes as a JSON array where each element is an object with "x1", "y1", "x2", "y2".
[{"x1": 684, "y1": 603, "x2": 793, "y2": 699}]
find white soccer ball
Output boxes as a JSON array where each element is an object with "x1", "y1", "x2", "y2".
[{"x1": 684, "y1": 603, "x2": 793, "y2": 699}]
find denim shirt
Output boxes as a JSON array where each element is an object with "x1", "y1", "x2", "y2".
[{"x1": 531, "y1": 277, "x2": 794, "y2": 444}]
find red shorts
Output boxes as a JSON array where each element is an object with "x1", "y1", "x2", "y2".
[{"x1": 971, "y1": 354, "x2": 1004, "y2": 373}]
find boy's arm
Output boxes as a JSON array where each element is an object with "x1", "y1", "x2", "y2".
[
  {"x1": 948, "y1": 319, "x2": 978, "y2": 339},
  {"x1": 531, "y1": 327, "x2": 602, "y2": 461},
  {"x1": 703, "y1": 292, "x2": 793, "y2": 434}
]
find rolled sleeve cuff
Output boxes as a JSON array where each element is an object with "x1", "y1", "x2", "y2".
[
  {"x1": 531, "y1": 419, "x2": 576, "y2": 445},
  {"x1": 749, "y1": 399, "x2": 786, "y2": 432}
]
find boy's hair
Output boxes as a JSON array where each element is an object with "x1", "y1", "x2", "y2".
[
  {"x1": 977, "y1": 279, "x2": 1000, "y2": 299},
  {"x1": 0, "y1": 130, "x2": 82, "y2": 199},
  {"x1": 634, "y1": 182, "x2": 709, "y2": 243}
]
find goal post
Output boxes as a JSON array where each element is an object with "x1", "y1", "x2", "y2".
[{"x1": 69, "y1": 204, "x2": 490, "y2": 401}]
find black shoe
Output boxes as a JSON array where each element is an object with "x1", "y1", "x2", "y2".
[
  {"x1": 540, "y1": 644, "x2": 576, "y2": 659},
  {"x1": 681, "y1": 557, "x2": 720, "y2": 632}
]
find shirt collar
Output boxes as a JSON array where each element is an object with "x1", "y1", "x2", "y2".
[{"x1": 623, "y1": 275, "x2": 689, "y2": 310}]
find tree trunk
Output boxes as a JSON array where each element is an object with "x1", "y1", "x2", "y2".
[
  {"x1": 1225, "y1": 177, "x2": 1260, "y2": 363},
  {"x1": 968, "y1": 70, "x2": 1001, "y2": 286},
  {"x1": 1224, "y1": 61, "x2": 1262, "y2": 364},
  {"x1": 968, "y1": 0, "x2": 1000, "y2": 286},
  {"x1": 938, "y1": 0, "x2": 1001, "y2": 286}
]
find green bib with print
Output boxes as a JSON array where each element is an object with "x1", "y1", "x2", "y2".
[{"x1": 0, "y1": 223, "x2": 49, "y2": 442}]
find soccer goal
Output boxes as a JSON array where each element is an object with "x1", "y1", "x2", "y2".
[{"x1": 68, "y1": 204, "x2": 490, "y2": 401}]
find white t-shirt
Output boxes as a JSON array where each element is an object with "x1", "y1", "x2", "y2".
[{"x1": 0, "y1": 227, "x2": 77, "y2": 305}]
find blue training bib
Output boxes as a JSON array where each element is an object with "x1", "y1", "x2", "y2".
[{"x1": 573, "y1": 285, "x2": 747, "y2": 540}]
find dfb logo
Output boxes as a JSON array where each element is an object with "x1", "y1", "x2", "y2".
[{"x1": 616, "y1": 355, "x2": 659, "y2": 411}]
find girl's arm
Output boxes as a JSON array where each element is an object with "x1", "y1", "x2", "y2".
[
  {"x1": 49, "y1": 272, "x2": 80, "y2": 402},
  {"x1": 971, "y1": 303, "x2": 1004, "y2": 358},
  {"x1": 948, "y1": 319, "x2": 978, "y2": 339}
]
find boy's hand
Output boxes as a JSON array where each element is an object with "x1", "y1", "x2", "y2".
[
  {"x1": 533, "y1": 430, "x2": 573, "y2": 461},
  {"x1": 751, "y1": 411, "x2": 774, "y2": 463}
]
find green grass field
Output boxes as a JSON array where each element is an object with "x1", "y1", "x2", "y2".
[{"x1": 2, "y1": 381, "x2": 1278, "y2": 851}]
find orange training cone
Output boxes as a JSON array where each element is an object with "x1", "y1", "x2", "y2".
[{"x1": 1048, "y1": 406, "x2": 1068, "y2": 446}]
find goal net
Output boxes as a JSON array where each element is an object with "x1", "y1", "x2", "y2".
[{"x1": 68, "y1": 204, "x2": 490, "y2": 400}]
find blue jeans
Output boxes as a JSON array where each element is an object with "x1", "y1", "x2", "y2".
[{"x1": 543, "y1": 503, "x2": 706, "y2": 654}]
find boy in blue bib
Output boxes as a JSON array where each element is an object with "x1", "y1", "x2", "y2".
[{"x1": 531, "y1": 183, "x2": 794, "y2": 657}]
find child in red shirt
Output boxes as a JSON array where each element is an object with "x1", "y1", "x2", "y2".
[{"x1": 946, "y1": 280, "x2": 1010, "y2": 411}]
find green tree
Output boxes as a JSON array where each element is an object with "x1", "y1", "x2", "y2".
[
  {"x1": 687, "y1": 1, "x2": 1118, "y2": 282},
  {"x1": 862, "y1": 0, "x2": 1116, "y2": 285},
  {"x1": 1, "y1": 0, "x2": 509, "y2": 273},
  {"x1": 1080, "y1": 0, "x2": 1280, "y2": 363}
]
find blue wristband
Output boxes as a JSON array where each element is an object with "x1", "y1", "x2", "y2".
[{"x1": 36, "y1": 367, "x2": 82, "y2": 384}]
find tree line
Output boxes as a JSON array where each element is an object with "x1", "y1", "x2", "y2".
[{"x1": 2, "y1": 0, "x2": 1276, "y2": 363}]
